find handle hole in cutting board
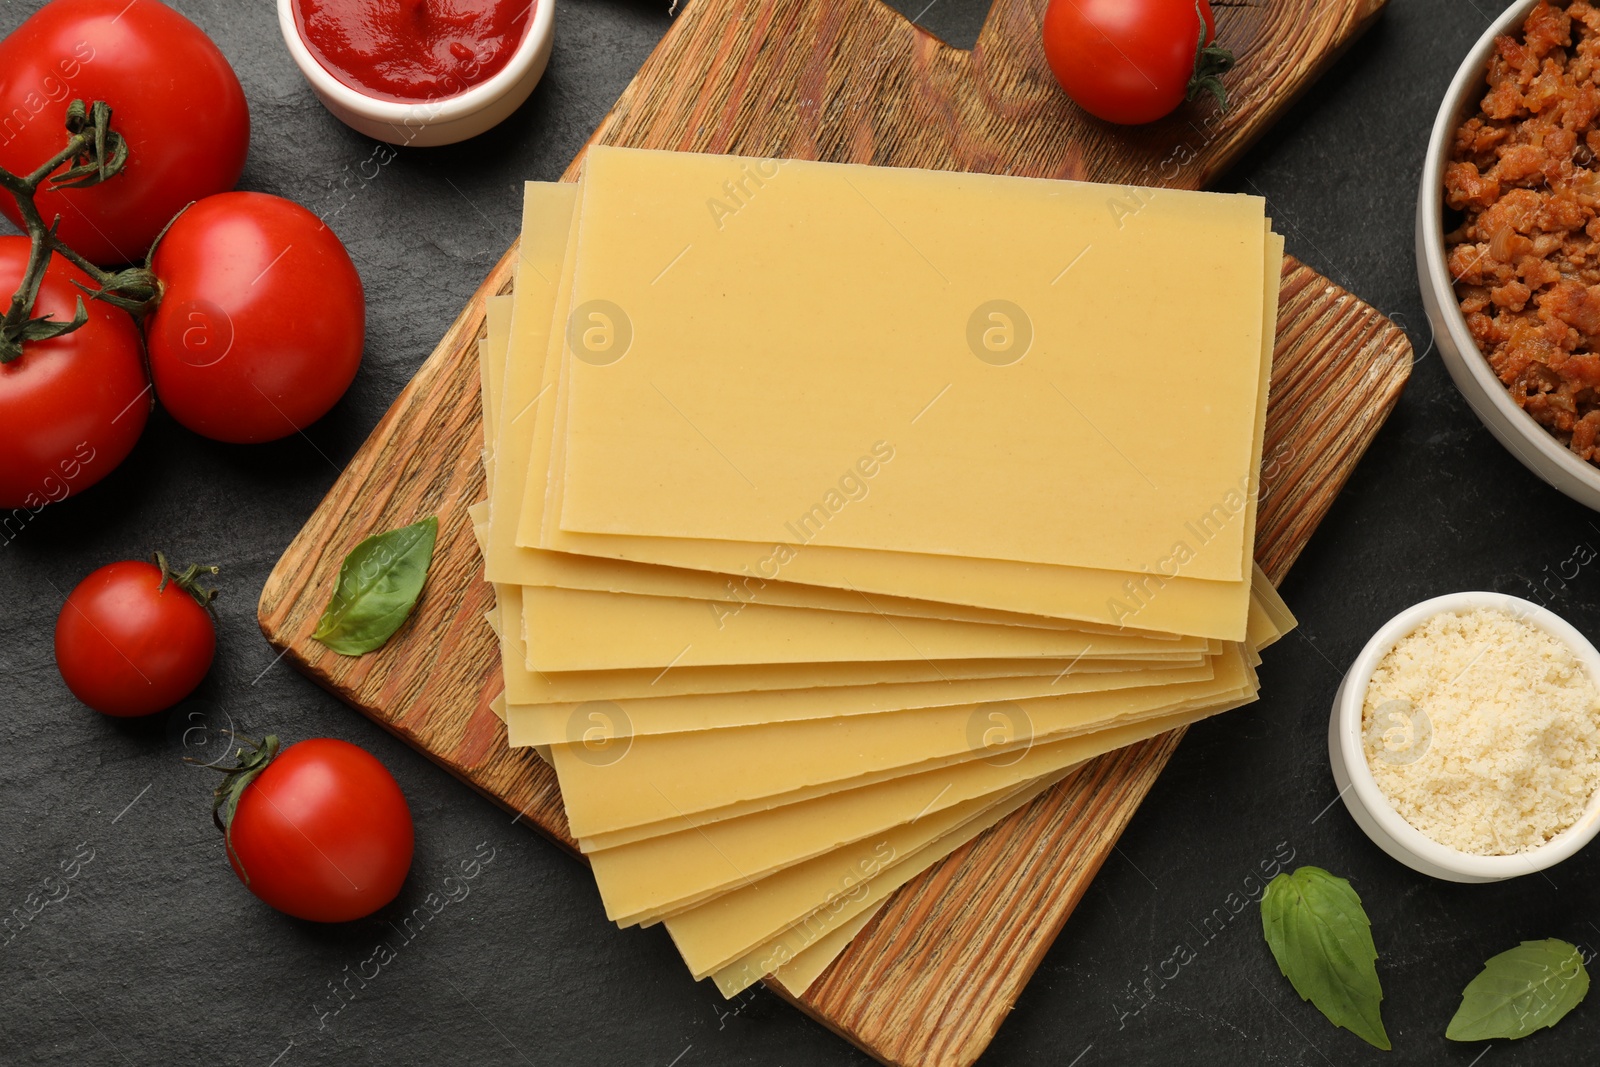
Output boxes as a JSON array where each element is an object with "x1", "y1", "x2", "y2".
[{"x1": 878, "y1": 0, "x2": 992, "y2": 49}]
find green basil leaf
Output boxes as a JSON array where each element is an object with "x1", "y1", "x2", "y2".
[
  {"x1": 1446, "y1": 939, "x2": 1589, "y2": 1042},
  {"x1": 1260, "y1": 866, "x2": 1391, "y2": 1050},
  {"x1": 311, "y1": 516, "x2": 439, "y2": 656}
]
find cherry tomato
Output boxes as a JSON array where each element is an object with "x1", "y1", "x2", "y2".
[
  {"x1": 144, "y1": 192, "x2": 365, "y2": 444},
  {"x1": 55, "y1": 558, "x2": 216, "y2": 717},
  {"x1": 0, "y1": 237, "x2": 148, "y2": 510},
  {"x1": 0, "y1": 0, "x2": 250, "y2": 266},
  {"x1": 226, "y1": 739, "x2": 414, "y2": 923},
  {"x1": 1042, "y1": 0, "x2": 1223, "y2": 125}
]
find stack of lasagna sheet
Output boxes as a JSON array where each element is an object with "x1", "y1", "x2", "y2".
[{"x1": 467, "y1": 146, "x2": 1295, "y2": 996}]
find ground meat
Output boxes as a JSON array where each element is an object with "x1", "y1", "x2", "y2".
[{"x1": 1445, "y1": 0, "x2": 1600, "y2": 462}]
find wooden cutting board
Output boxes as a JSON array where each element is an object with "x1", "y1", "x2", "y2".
[{"x1": 258, "y1": 0, "x2": 1410, "y2": 1064}]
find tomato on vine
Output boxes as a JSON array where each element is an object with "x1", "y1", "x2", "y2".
[
  {"x1": 0, "y1": 237, "x2": 148, "y2": 510},
  {"x1": 202, "y1": 737, "x2": 414, "y2": 923},
  {"x1": 0, "y1": 0, "x2": 249, "y2": 266},
  {"x1": 1042, "y1": 0, "x2": 1233, "y2": 126},
  {"x1": 55, "y1": 555, "x2": 218, "y2": 717},
  {"x1": 145, "y1": 192, "x2": 366, "y2": 444}
]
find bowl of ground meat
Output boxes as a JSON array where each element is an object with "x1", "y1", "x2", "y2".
[{"x1": 1420, "y1": 0, "x2": 1600, "y2": 510}]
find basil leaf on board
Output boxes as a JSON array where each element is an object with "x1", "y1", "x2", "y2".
[
  {"x1": 311, "y1": 516, "x2": 439, "y2": 656},
  {"x1": 1446, "y1": 939, "x2": 1589, "y2": 1042},
  {"x1": 1260, "y1": 866, "x2": 1391, "y2": 1050}
]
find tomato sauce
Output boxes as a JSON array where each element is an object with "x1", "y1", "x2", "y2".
[{"x1": 294, "y1": 0, "x2": 532, "y2": 103}]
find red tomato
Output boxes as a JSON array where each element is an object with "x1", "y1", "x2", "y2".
[
  {"x1": 144, "y1": 192, "x2": 365, "y2": 444},
  {"x1": 1042, "y1": 0, "x2": 1223, "y2": 125},
  {"x1": 0, "y1": 237, "x2": 148, "y2": 510},
  {"x1": 0, "y1": 0, "x2": 250, "y2": 266},
  {"x1": 227, "y1": 739, "x2": 414, "y2": 923},
  {"x1": 55, "y1": 559, "x2": 216, "y2": 717}
]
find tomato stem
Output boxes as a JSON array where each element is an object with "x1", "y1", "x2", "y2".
[
  {"x1": 188, "y1": 732, "x2": 280, "y2": 887},
  {"x1": 1186, "y1": 1, "x2": 1235, "y2": 112},
  {"x1": 154, "y1": 551, "x2": 221, "y2": 607},
  {"x1": 0, "y1": 100, "x2": 159, "y2": 364},
  {"x1": 151, "y1": 556, "x2": 219, "y2": 604}
]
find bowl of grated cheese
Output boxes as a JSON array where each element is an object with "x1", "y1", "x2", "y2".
[{"x1": 1329, "y1": 592, "x2": 1600, "y2": 882}]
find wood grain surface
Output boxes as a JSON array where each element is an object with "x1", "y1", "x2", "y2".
[{"x1": 257, "y1": 0, "x2": 1409, "y2": 1063}]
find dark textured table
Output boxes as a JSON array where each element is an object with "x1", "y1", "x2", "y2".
[{"x1": 3, "y1": 0, "x2": 1594, "y2": 1064}]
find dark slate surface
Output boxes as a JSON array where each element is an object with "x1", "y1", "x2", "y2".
[{"x1": 1, "y1": 0, "x2": 1594, "y2": 1063}]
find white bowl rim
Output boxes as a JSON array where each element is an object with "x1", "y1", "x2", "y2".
[
  {"x1": 276, "y1": 0, "x2": 555, "y2": 124},
  {"x1": 1417, "y1": 0, "x2": 1600, "y2": 497},
  {"x1": 1336, "y1": 591, "x2": 1600, "y2": 879}
]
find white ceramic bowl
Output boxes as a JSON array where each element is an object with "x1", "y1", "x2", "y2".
[
  {"x1": 277, "y1": 0, "x2": 555, "y2": 147},
  {"x1": 1417, "y1": 0, "x2": 1600, "y2": 511},
  {"x1": 1329, "y1": 591, "x2": 1600, "y2": 882}
]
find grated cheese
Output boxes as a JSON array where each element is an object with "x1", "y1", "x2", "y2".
[{"x1": 1362, "y1": 606, "x2": 1600, "y2": 855}]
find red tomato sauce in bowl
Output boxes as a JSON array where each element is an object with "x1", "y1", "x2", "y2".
[{"x1": 292, "y1": 0, "x2": 533, "y2": 103}]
